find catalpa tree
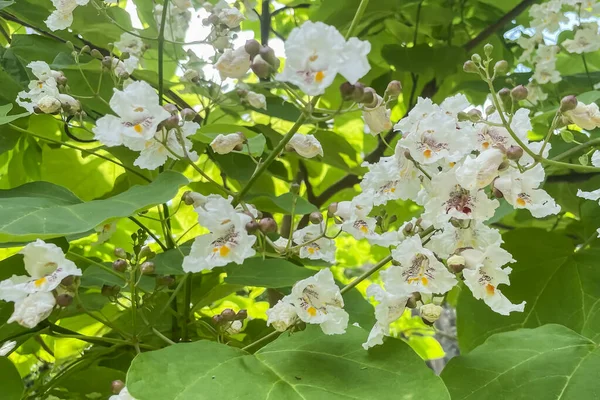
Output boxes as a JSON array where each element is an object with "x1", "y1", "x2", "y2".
[{"x1": 0, "y1": 0, "x2": 600, "y2": 399}]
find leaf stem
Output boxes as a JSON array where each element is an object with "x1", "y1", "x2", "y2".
[
  {"x1": 242, "y1": 330, "x2": 280, "y2": 352},
  {"x1": 345, "y1": 0, "x2": 370, "y2": 39},
  {"x1": 129, "y1": 216, "x2": 168, "y2": 251}
]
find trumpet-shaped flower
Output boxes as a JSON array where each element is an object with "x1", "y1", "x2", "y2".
[
  {"x1": 362, "y1": 284, "x2": 407, "y2": 349},
  {"x1": 285, "y1": 134, "x2": 323, "y2": 158},
  {"x1": 292, "y1": 223, "x2": 336, "y2": 263}
]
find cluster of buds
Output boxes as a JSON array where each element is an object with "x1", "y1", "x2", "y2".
[
  {"x1": 54, "y1": 275, "x2": 78, "y2": 308},
  {"x1": 212, "y1": 308, "x2": 248, "y2": 335},
  {"x1": 339, "y1": 82, "x2": 379, "y2": 107},
  {"x1": 244, "y1": 39, "x2": 280, "y2": 79},
  {"x1": 245, "y1": 213, "x2": 278, "y2": 236}
]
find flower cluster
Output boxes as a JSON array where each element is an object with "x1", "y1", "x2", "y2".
[
  {"x1": 45, "y1": 0, "x2": 90, "y2": 31},
  {"x1": 0, "y1": 240, "x2": 81, "y2": 328}
]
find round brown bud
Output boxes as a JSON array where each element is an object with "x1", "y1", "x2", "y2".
[
  {"x1": 258, "y1": 217, "x2": 278, "y2": 234},
  {"x1": 182, "y1": 191, "x2": 195, "y2": 206},
  {"x1": 498, "y1": 88, "x2": 511, "y2": 100},
  {"x1": 340, "y1": 82, "x2": 355, "y2": 101},
  {"x1": 244, "y1": 39, "x2": 261, "y2": 58},
  {"x1": 111, "y1": 380, "x2": 125, "y2": 394},
  {"x1": 156, "y1": 275, "x2": 175, "y2": 287},
  {"x1": 101, "y1": 56, "x2": 113, "y2": 69},
  {"x1": 510, "y1": 85, "x2": 528, "y2": 101},
  {"x1": 491, "y1": 179, "x2": 504, "y2": 198},
  {"x1": 251, "y1": 55, "x2": 271, "y2": 78},
  {"x1": 56, "y1": 293, "x2": 73, "y2": 307},
  {"x1": 245, "y1": 220, "x2": 259, "y2": 233},
  {"x1": 447, "y1": 254, "x2": 465, "y2": 274},
  {"x1": 327, "y1": 202, "x2": 338, "y2": 218},
  {"x1": 161, "y1": 114, "x2": 180, "y2": 130},
  {"x1": 55, "y1": 73, "x2": 68, "y2": 86},
  {"x1": 180, "y1": 108, "x2": 196, "y2": 121},
  {"x1": 560, "y1": 95, "x2": 578, "y2": 112},
  {"x1": 402, "y1": 222, "x2": 414, "y2": 236},
  {"x1": 61, "y1": 276, "x2": 75, "y2": 287},
  {"x1": 350, "y1": 83, "x2": 365, "y2": 102},
  {"x1": 114, "y1": 247, "x2": 127, "y2": 259},
  {"x1": 235, "y1": 309, "x2": 248, "y2": 320},
  {"x1": 463, "y1": 60, "x2": 478, "y2": 73},
  {"x1": 494, "y1": 60, "x2": 508, "y2": 75},
  {"x1": 101, "y1": 284, "x2": 120, "y2": 297},
  {"x1": 406, "y1": 292, "x2": 422, "y2": 308},
  {"x1": 360, "y1": 87, "x2": 378, "y2": 108},
  {"x1": 386, "y1": 80, "x2": 403, "y2": 97},
  {"x1": 309, "y1": 211, "x2": 323, "y2": 224},
  {"x1": 258, "y1": 46, "x2": 278, "y2": 67},
  {"x1": 163, "y1": 103, "x2": 178, "y2": 115},
  {"x1": 112, "y1": 259, "x2": 128, "y2": 272},
  {"x1": 140, "y1": 261, "x2": 155, "y2": 275},
  {"x1": 221, "y1": 308, "x2": 236, "y2": 321},
  {"x1": 212, "y1": 314, "x2": 223, "y2": 325},
  {"x1": 506, "y1": 145, "x2": 523, "y2": 161}
]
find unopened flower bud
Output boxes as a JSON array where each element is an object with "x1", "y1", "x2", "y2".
[
  {"x1": 510, "y1": 85, "x2": 528, "y2": 101},
  {"x1": 471, "y1": 53, "x2": 482, "y2": 64},
  {"x1": 180, "y1": 108, "x2": 196, "y2": 121},
  {"x1": 120, "y1": 51, "x2": 130, "y2": 60},
  {"x1": 245, "y1": 220, "x2": 259, "y2": 233},
  {"x1": 463, "y1": 60, "x2": 479, "y2": 74},
  {"x1": 112, "y1": 259, "x2": 128, "y2": 272},
  {"x1": 420, "y1": 303, "x2": 442, "y2": 325},
  {"x1": 244, "y1": 39, "x2": 261, "y2": 58},
  {"x1": 182, "y1": 191, "x2": 195, "y2": 206},
  {"x1": 498, "y1": 88, "x2": 510, "y2": 100},
  {"x1": 467, "y1": 109, "x2": 482, "y2": 122},
  {"x1": 101, "y1": 56, "x2": 113, "y2": 68},
  {"x1": 80, "y1": 45, "x2": 91, "y2": 54},
  {"x1": 212, "y1": 314, "x2": 223, "y2": 325},
  {"x1": 361, "y1": 87, "x2": 378, "y2": 108},
  {"x1": 235, "y1": 309, "x2": 248, "y2": 320},
  {"x1": 386, "y1": 80, "x2": 402, "y2": 97},
  {"x1": 560, "y1": 95, "x2": 578, "y2": 112},
  {"x1": 340, "y1": 82, "x2": 355, "y2": 101},
  {"x1": 161, "y1": 114, "x2": 180, "y2": 130},
  {"x1": 163, "y1": 103, "x2": 178, "y2": 115},
  {"x1": 290, "y1": 182, "x2": 301, "y2": 194},
  {"x1": 114, "y1": 248, "x2": 127, "y2": 259},
  {"x1": 457, "y1": 111, "x2": 470, "y2": 121},
  {"x1": 494, "y1": 60, "x2": 508, "y2": 75},
  {"x1": 327, "y1": 202, "x2": 338, "y2": 218},
  {"x1": 485, "y1": 104, "x2": 496, "y2": 116},
  {"x1": 350, "y1": 83, "x2": 365, "y2": 102},
  {"x1": 111, "y1": 380, "x2": 125, "y2": 394},
  {"x1": 61, "y1": 276, "x2": 75, "y2": 286},
  {"x1": 491, "y1": 179, "x2": 504, "y2": 198},
  {"x1": 560, "y1": 130, "x2": 575, "y2": 143},
  {"x1": 259, "y1": 46, "x2": 279, "y2": 68},
  {"x1": 251, "y1": 54, "x2": 271, "y2": 78},
  {"x1": 37, "y1": 96, "x2": 61, "y2": 114},
  {"x1": 90, "y1": 49, "x2": 103, "y2": 59},
  {"x1": 156, "y1": 275, "x2": 175, "y2": 287},
  {"x1": 139, "y1": 245, "x2": 154, "y2": 259},
  {"x1": 447, "y1": 254, "x2": 465, "y2": 273},
  {"x1": 183, "y1": 69, "x2": 200, "y2": 83},
  {"x1": 506, "y1": 145, "x2": 523, "y2": 161},
  {"x1": 258, "y1": 217, "x2": 278, "y2": 234},
  {"x1": 101, "y1": 284, "x2": 120, "y2": 297},
  {"x1": 483, "y1": 43, "x2": 494, "y2": 57},
  {"x1": 221, "y1": 308, "x2": 236, "y2": 321},
  {"x1": 406, "y1": 292, "x2": 421, "y2": 309},
  {"x1": 207, "y1": 13, "x2": 220, "y2": 25},
  {"x1": 140, "y1": 261, "x2": 155, "y2": 275},
  {"x1": 402, "y1": 222, "x2": 414, "y2": 236},
  {"x1": 497, "y1": 160, "x2": 509, "y2": 171},
  {"x1": 56, "y1": 293, "x2": 73, "y2": 307},
  {"x1": 309, "y1": 211, "x2": 323, "y2": 224}
]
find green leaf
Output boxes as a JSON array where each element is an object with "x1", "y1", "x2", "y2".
[
  {"x1": 456, "y1": 228, "x2": 600, "y2": 352},
  {"x1": 248, "y1": 193, "x2": 318, "y2": 215},
  {"x1": 152, "y1": 243, "x2": 191, "y2": 276},
  {"x1": 0, "y1": 104, "x2": 29, "y2": 125},
  {"x1": 0, "y1": 357, "x2": 23, "y2": 400},
  {"x1": 0, "y1": 171, "x2": 188, "y2": 242},
  {"x1": 127, "y1": 326, "x2": 450, "y2": 400},
  {"x1": 442, "y1": 325, "x2": 600, "y2": 400},
  {"x1": 224, "y1": 258, "x2": 315, "y2": 288}
]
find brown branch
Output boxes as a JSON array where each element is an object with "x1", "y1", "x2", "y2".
[{"x1": 465, "y1": 0, "x2": 535, "y2": 51}]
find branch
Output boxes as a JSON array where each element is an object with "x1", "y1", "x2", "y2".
[
  {"x1": 260, "y1": 0, "x2": 270, "y2": 46},
  {"x1": 464, "y1": 0, "x2": 535, "y2": 51},
  {"x1": 271, "y1": 3, "x2": 310, "y2": 16}
]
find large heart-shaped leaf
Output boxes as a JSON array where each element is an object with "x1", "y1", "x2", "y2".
[
  {"x1": 0, "y1": 357, "x2": 23, "y2": 400},
  {"x1": 224, "y1": 258, "x2": 316, "y2": 288},
  {"x1": 127, "y1": 325, "x2": 450, "y2": 400},
  {"x1": 0, "y1": 171, "x2": 188, "y2": 242},
  {"x1": 442, "y1": 324, "x2": 600, "y2": 400},
  {"x1": 456, "y1": 228, "x2": 600, "y2": 352}
]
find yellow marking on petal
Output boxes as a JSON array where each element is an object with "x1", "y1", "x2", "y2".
[
  {"x1": 134, "y1": 107, "x2": 144, "y2": 112},
  {"x1": 134, "y1": 124, "x2": 143, "y2": 133},
  {"x1": 482, "y1": 141, "x2": 490, "y2": 149},
  {"x1": 485, "y1": 284, "x2": 495, "y2": 296},
  {"x1": 449, "y1": 162, "x2": 456, "y2": 167},
  {"x1": 315, "y1": 71, "x2": 325, "y2": 83},
  {"x1": 516, "y1": 197, "x2": 526, "y2": 207},
  {"x1": 421, "y1": 277, "x2": 429, "y2": 286},
  {"x1": 307, "y1": 306, "x2": 317, "y2": 317},
  {"x1": 390, "y1": 187, "x2": 396, "y2": 193},
  {"x1": 219, "y1": 246, "x2": 230, "y2": 257},
  {"x1": 38, "y1": 83, "x2": 43, "y2": 89},
  {"x1": 309, "y1": 54, "x2": 318, "y2": 62},
  {"x1": 307, "y1": 247, "x2": 316, "y2": 255},
  {"x1": 221, "y1": 219, "x2": 231, "y2": 225},
  {"x1": 359, "y1": 225, "x2": 369, "y2": 234},
  {"x1": 423, "y1": 149, "x2": 432, "y2": 158},
  {"x1": 34, "y1": 277, "x2": 47, "y2": 287}
]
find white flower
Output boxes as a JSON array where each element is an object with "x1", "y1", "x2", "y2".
[
  {"x1": 114, "y1": 32, "x2": 145, "y2": 57},
  {"x1": 0, "y1": 341, "x2": 16, "y2": 356},
  {"x1": 37, "y1": 96, "x2": 61, "y2": 114},
  {"x1": 183, "y1": 197, "x2": 256, "y2": 272},
  {"x1": 421, "y1": 170, "x2": 499, "y2": 228},
  {"x1": 246, "y1": 91, "x2": 267, "y2": 109},
  {"x1": 335, "y1": 194, "x2": 382, "y2": 243},
  {"x1": 109, "y1": 387, "x2": 136, "y2": 400},
  {"x1": 226, "y1": 320, "x2": 243, "y2": 335},
  {"x1": 276, "y1": 21, "x2": 371, "y2": 95},
  {"x1": 477, "y1": 108, "x2": 531, "y2": 152},
  {"x1": 592, "y1": 150, "x2": 600, "y2": 168},
  {"x1": 455, "y1": 148, "x2": 505, "y2": 190},
  {"x1": 383, "y1": 235, "x2": 457, "y2": 296},
  {"x1": 58, "y1": 94, "x2": 80, "y2": 113},
  {"x1": 564, "y1": 102, "x2": 600, "y2": 130},
  {"x1": 362, "y1": 95, "x2": 392, "y2": 135},
  {"x1": 8, "y1": 292, "x2": 56, "y2": 329},
  {"x1": 266, "y1": 300, "x2": 298, "y2": 332},
  {"x1": 526, "y1": 83, "x2": 547, "y2": 105},
  {"x1": 360, "y1": 151, "x2": 422, "y2": 205},
  {"x1": 494, "y1": 164, "x2": 560, "y2": 218},
  {"x1": 16, "y1": 62, "x2": 61, "y2": 113},
  {"x1": 292, "y1": 223, "x2": 336, "y2": 263},
  {"x1": 94, "y1": 221, "x2": 117, "y2": 244},
  {"x1": 45, "y1": 0, "x2": 90, "y2": 31},
  {"x1": 285, "y1": 134, "x2": 323, "y2": 158},
  {"x1": 427, "y1": 221, "x2": 503, "y2": 259},
  {"x1": 93, "y1": 81, "x2": 170, "y2": 149},
  {"x1": 217, "y1": 7, "x2": 245, "y2": 28},
  {"x1": 563, "y1": 23, "x2": 600, "y2": 54},
  {"x1": 154, "y1": 3, "x2": 191, "y2": 41},
  {"x1": 134, "y1": 121, "x2": 199, "y2": 170},
  {"x1": 577, "y1": 188, "x2": 600, "y2": 204},
  {"x1": 284, "y1": 269, "x2": 349, "y2": 335},
  {"x1": 210, "y1": 132, "x2": 245, "y2": 154},
  {"x1": 215, "y1": 47, "x2": 251, "y2": 79},
  {"x1": 362, "y1": 284, "x2": 407, "y2": 349},
  {"x1": 420, "y1": 303, "x2": 442, "y2": 324},
  {"x1": 112, "y1": 56, "x2": 138, "y2": 78},
  {"x1": 462, "y1": 247, "x2": 525, "y2": 315}
]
